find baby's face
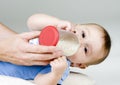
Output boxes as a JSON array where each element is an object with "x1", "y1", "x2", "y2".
[{"x1": 68, "y1": 24, "x2": 105, "y2": 67}]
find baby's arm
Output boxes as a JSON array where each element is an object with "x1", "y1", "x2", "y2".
[
  {"x1": 34, "y1": 56, "x2": 68, "y2": 85},
  {"x1": 27, "y1": 13, "x2": 73, "y2": 31}
]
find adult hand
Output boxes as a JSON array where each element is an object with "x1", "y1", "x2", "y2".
[{"x1": 0, "y1": 31, "x2": 62, "y2": 66}]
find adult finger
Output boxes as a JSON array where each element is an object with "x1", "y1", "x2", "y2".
[
  {"x1": 24, "y1": 44, "x2": 61, "y2": 54},
  {"x1": 32, "y1": 61, "x2": 50, "y2": 66},
  {"x1": 24, "y1": 51, "x2": 63, "y2": 60},
  {"x1": 27, "y1": 60, "x2": 50, "y2": 66}
]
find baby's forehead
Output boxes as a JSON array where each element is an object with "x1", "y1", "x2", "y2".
[
  {"x1": 75, "y1": 24, "x2": 101, "y2": 29},
  {"x1": 78, "y1": 25, "x2": 104, "y2": 35}
]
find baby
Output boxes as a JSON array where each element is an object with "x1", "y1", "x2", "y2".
[
  {"x1": 0, "y1": 14, "x2": 111, "y2": 85},
  {"x1": 27, "y1": 14, "x2": 111, "y2": 67}
]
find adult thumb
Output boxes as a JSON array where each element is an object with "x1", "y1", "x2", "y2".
[{"x1": 19, "y1": 31, "x2": 41, "y2": 40}]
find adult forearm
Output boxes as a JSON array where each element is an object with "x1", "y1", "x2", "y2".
[
  {"x1": 0, "y1": 23, "x2": 17, "y2": 40},
  {"x1": 0, "y1": 23, "x2": 17, "y2": 61}
]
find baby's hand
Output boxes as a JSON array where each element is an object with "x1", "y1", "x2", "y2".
[
  {"x1": 50, "y1": 56, "x2": 68, "y2": 76},
  {"x1": 57, "y1": 20, "x2": 74, "y2": 31}
]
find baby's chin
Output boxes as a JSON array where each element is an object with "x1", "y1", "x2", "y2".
[{"x1": 67, "y1": 55, "x2": 74, "y2": 61}]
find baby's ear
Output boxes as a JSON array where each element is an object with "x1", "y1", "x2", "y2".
[
  {"x1": 79, "y1": 64, "x2": 88, "y2": 69},
  {"x1": 71, "y1": 63, "x2": 88, "y2": 69}
]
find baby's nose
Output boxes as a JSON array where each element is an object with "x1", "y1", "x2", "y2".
[{"x1": 79, "y1": 38, "x2": 85, "y2": 47}]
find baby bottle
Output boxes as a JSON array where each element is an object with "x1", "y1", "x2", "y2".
[{"x1": 39, "y1": 26, "x2": 80, "y2": 56}]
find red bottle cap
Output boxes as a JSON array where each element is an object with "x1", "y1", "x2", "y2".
[{"x1": 39, "y1": 26, "x2": 59, "y2": 46}]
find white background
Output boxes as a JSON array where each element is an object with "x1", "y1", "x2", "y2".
[{"x1": 0, "y1": 0, "x2": 120, "y2": 85}]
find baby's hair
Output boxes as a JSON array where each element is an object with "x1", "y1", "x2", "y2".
[{"x1": 82, "y1": 23, "x2": 111, "y2": 65}]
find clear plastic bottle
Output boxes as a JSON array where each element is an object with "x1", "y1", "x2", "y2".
[{"x1": 39, "y1": 26, "x2": 80, "y2": 56}]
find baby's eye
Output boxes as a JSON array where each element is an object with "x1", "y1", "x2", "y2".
[
  {"x1": 82, "y1": 31, "x2": 85, "y2": 38},
  {"x1": 84, "y1": 47, "x2": 88, "y2": 54}
]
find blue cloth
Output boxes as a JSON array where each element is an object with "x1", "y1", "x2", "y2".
[
  {"x1": 0, "y1": 60, "x2": 71, "y2": 84},
  {"x1": 0, "y1": 38, "x2": 71, "y2": 84}
]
